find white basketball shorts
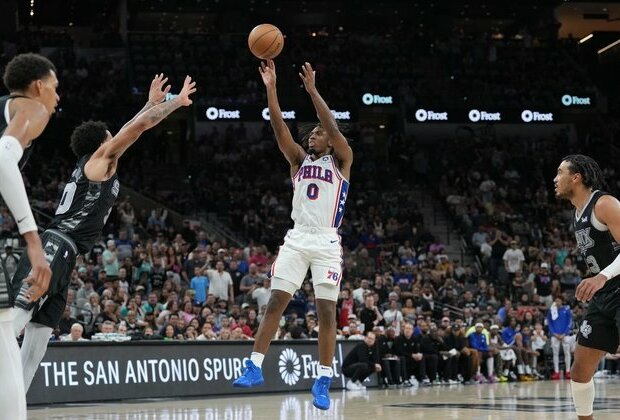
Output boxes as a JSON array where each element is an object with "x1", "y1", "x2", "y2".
[{"x1": 270, "y1": 226, "x2": 343, "y2": 301}]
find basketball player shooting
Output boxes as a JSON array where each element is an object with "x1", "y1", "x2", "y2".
[
  {"x1": 11, "y1": 74, "x2": 196, "y2": 393},
  {"x1": 233, "y1": 60, "x2": 353, "y2": 411},
  {"x1": 0, "y1": 53, "x2": 57, "y2": 420},
  {"x1": 554, "y1": 154, "x2": 620, "y2": 420}
]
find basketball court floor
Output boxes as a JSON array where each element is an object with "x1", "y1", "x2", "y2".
[{"x1": 28, "y1": 378, "x2": 620, "y2": 419}]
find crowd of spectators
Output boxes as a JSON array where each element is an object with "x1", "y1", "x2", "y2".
[{"x1": 1, "y1": 11, "x2": 619, "y2": 390}]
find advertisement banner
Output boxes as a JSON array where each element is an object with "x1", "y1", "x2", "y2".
[
  {"x1": 406, "y1": 107, "x2": 558, "y2": 124},
  {"x1": 27, "y1": 340, "x2": 376, "y2": 405},
  {"x1": 196, "y1": 106, "x2": 357, "y2": 122}
]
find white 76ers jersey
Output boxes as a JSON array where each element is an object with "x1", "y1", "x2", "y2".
[{"x1": 291, "y1": 155, "x2": 349, "y2": 228}]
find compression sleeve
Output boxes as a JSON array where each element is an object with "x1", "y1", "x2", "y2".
[
  {"x1": 0, "y1": 135, "x2": 37, "y2": 234},
  {"x1": 600, "y1": 252, "x2": 620, "y2": 280}
]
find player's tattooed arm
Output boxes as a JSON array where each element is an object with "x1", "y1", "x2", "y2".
[
  {"x1": 109, "y1": 75, "x2": 195, "y2": 156},
  {"x1": 85, "y1": 76, "x2": 196, "y2": 181},
  {"x1": 120, "y1": 73, "x2": 171, "y2": 130},
  {"x1": 299, "y1": 62, "x2": 353, "y2": 167}
]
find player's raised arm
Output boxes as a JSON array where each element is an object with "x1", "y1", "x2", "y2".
[
  {"x1": 85, "y1": 75, "x2": 196, "y2": 180},
  {"x1": 259, "y1": 60, "x2": 305, "y2": 168},
  {"x1": 120, "y1": 73, "x2": 171, "y2": 131},
  {"x1": 299, "y1": 62, "x2": 353, "y2": 167}
]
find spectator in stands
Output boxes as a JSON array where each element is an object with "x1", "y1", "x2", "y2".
[
  {"x1": 342, "y1": 332, "x2": 382, "y2": 390},
  {"x1": 359, "y1": 294, "x2": 384, "y2": 334},
  {"x1": 547, "y1": 296, "x2": 573, "y2": 380},
  {"x1": 352, "y1": 279, "x2": 370, "y2": 305},
  {"x1": 383, "y1": 299, "x2": 404, "y2": 335},
  {"x1": 251, "y1": 277, "x2": 271, "y2": 311},
  {"x1": 61, "y1": 323, "x2": 88, "y2": 342},
  {"x1": 190, "y1": 267, "x2": 209, "y2": 305},
  {"x1": 468, "y1": 322, "x2": 497, "y2": 383},
  {"x1": 59, "y1": 306, "x2": 79, "y2": 336},
  {"x1": 503, "y1": 240, "x2": 525, "y2": 298},
  {"x1": 239, "y1": 263, "x2": 265, "y2": 304},
  {"x1": 207, "y1": 260, "x2": 234, "y2": 303},
  {"x1": 103, "y1": 239, "x2": 120, "y2": 277},
  {"x1": 534, "y1": 262, "x2": 553, "y2": 307}
]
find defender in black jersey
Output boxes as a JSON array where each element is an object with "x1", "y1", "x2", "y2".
[
  {"x1": 554, "y1": 154, "x2": 620, "y2": 419},
  {"x1": 0, "y1": 52, "x2": 59, "y2": 420},
  {"x1": 11, "y1": 73, "x2": 196, "y2": 392}
]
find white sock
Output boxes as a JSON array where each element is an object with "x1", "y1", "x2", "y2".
[
  {"x1": 318, "y1": 365, "x2": 334, "y2": 378},
  {"x1": 486, "y1": 358, "x2": 494, "y2": 376},
  {"x1": 0, "y1": 314, "x2": 27, "y2": 419},
  {"x1": 571, "y1": 379, "x2": 594, "y2": 416},
  {"x1": 517, "y1": 364, "x2": 524, "y2": 374},
  {"x1": 20, "y1": 322, "x2": 53, "y2": 391},
  {"x1": 525, "y1": 365, "x2": 532, "y2": 374},
  {"x1": 250, "y1": 352, "x2": 265, "y2": 368}
]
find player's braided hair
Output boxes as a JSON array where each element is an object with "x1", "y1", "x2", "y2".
[
  {"x1": 562, "y1": 154, "x2": 606, "y2": 190},
  {"x1": 70, "y1": 120, "x2": 108, "y2": 157}
]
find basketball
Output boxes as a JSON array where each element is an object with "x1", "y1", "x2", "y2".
[{"x1": 248, "y1": 24, "x2": 284, "y2": 59}]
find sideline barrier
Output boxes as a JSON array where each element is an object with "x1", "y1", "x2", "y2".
[{"x1": 27, "y1": 340, "x2": 377, "y2": 405}]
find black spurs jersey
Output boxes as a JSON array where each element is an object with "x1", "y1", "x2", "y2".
[
  {"x1": 573, "y1": 190, "x2": 620, "y2": 293},
  {"x1": 0, "y1": 94, "x2": 35, "y2": 168},
  {"x1": 49, "y1": 154, "x2": 119, "y2": 254}
]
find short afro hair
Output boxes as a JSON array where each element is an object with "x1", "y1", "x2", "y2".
[
  {"x1": 2, "y1": 53, "x2": 57, "y2": 92},
  {"x1": 70, "y1": 121, "x2": 109, "y2": 158}
]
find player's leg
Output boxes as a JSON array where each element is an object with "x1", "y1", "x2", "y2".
[
  {"x1": 551, "y1": 336, "x2": 561, "y2": 378},
  {"x1": 0, "y1": 310, "x2": 27, "y2": 420},
  {"x1": 22, "y1": 293, "x2": 65, "y2": 392},
  {"x1": 233, "y1": 237, "x2": 309, "y2": 388},
  {"x1": 571, "y1": 344, "x2": 605, "y2": 420},
  {"x1": 562, "y1": 336, "x2": 573, "y2": 378}
]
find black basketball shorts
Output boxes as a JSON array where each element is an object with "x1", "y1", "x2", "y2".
[
  {"x1": 11, "y1": 229, "x2": 78, "y2": 328},
  {"x1": 577, "y1": 286, "x2": 620, "y2": 354}
]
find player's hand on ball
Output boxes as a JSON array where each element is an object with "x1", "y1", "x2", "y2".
[
  {"x1": 575, "y1": 273, "x2": 607, "y2": 302},
  {"x1": 176, "y1": 75, "x2": 197, "y2": 106},
  {"x1": 25, "y1": 244, "x2": 52, "y2": 301},
  {"x1": 298, "y1": 62, "x2": 316, "y2": 93},
  {"x1": 258, "y1": 60, "x2": 276, "y2": 87},
  {"x1": 148, "y1": 73, "x2": 171, "y2": 104}
]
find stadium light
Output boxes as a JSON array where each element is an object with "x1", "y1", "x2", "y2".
[
  {"x1": 578, "y1": 34, "x2": 593, "y2": 44},
  {"x1": 597, "y1": 38, "x2": 620, "y2": 54}
]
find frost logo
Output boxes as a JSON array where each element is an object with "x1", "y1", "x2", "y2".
[
  {"x1": 262, "y1": 107, "x2": 296, "y2": 121},
  {"x1": 330, "y1": 110, "x2": 351, "y2": 120},
  {"x1": 562, "y1": 94, "x2": 591, "y2": 106},
  {"x1": 415, "y1": 109, "x2": 448, "y2": 122},
  {"x1": 468, "y1": 109, "x2": 501, "y2": 122},
  {"x1": 205, "y1": 107, "x2": 241, "y2": 121},
  {"x1": 362, "y1": 93, "x2": 393, "y2": 105},
  {"x1": 521, "y1": 110, "x2": 553, "y2": 123},
  {"x1": 279, "y1": 348, "x2": 302, "y2": 386}
]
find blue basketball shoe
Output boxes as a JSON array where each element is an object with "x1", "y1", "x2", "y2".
[
  {"x1": 233, "y1": 360, "x2": 264, "y2": 388},
  {"x1": 311, "y1": 376, "x2": 332, "y2": 410}
]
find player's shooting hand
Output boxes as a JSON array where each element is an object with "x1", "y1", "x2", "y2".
[
  {"x1": 148, "y1": 73, "x2": 171, "y2": 105},
  {"x1": 298, "y1": 62, "x2": 317, "y2": 93},
  {"x1": 24, "y1": 241, "x2": 51, "y2": 301},
  {"x1": 575, "y1": 273, "x2": 608, "y2": 302},
  {"x1": 177, "y1": 75, "x2": 197, "y2": 106},
  {"x1": 258, "y1": 60, "x2": 276, "y2": 87}
]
